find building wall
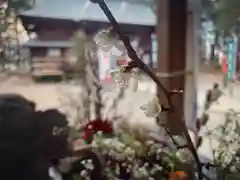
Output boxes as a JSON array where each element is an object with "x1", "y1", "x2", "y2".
[
  {"x1": 31, "y1": 47, "x2": 46, "y2": 57},
  {"x1": 38, "y1": 28, "x2": 72, "y2": 41},
  {"x1": 24, "y1": 18, "x2": 153, "y2": 74},
  {"x1": 30, "y1": 47, "x2": 72, "y2": 59},
  {"x1": 35, "y1": 21, "x2": 74, "y2": 41}
]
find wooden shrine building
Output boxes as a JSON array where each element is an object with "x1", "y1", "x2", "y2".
[{"x1": 19, "y1": 0, "x2": 155, "y2": 79}]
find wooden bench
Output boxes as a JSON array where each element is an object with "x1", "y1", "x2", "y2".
[{"x1": 31, "y1": 57, "x2": 64, "y2": 79}]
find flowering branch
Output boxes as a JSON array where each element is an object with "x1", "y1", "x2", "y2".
[
  {"x1": 88, "y1": 0, "x2": 203, "y2": 179},
  {"x1": 90, "y1": 0, "x2": 173, "y2": 110},
  {"x1": 156, "y1": 118, "x2": 188, "y2": 150}
]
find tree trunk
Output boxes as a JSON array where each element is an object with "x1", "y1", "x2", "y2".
[
  {"x1": 86, "y1": 47, "x2": 102, "y2": 120},
  {"x1": 92, "y1": 60, "x2": 102, "y2": 119},
  {"x1": 83, "y1": 64, "x2": 91, "y2": 121}
]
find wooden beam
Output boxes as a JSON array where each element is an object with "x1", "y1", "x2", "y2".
[{"x1": 156, "y1": 0, "x2": 187, "y2": 134}]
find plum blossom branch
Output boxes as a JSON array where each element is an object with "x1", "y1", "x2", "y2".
[
  {"x1": 89, "y1": 0, "x2": 203, "y2": 179},
  {"x1": 90, "y1": 0, "x2": 172, "y2": 110}
]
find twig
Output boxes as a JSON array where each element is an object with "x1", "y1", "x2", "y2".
[
  {"x1": 201, "y1": 162, "x2": 219, "y2": 169},
  {"x1": 103, "y1": 87, "x2": 125, "y2": 118},
  {"x1": 157, "y1": 117, "x2": 183, "y2": 149},
  {"x1": 88, "y1": 0, "x2": 203, "y2": 179}
]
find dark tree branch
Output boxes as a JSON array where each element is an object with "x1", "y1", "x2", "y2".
[
  {"x1": 89, "y1": 0, "x2": 203, "y2": 179},
  {"x1": 90, "y1": 0, "x2": 172, "y2": 110}
]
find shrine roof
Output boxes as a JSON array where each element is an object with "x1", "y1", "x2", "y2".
[{"x1": 20, "y1": 0, "x2": 155, "y2": 26}]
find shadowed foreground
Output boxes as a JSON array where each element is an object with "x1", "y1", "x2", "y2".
[{"x1": 0, "y1": 94, "x2": 69, "y2": 180}]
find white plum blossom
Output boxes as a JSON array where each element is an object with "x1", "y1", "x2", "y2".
[
  {"x1": 129, "y1": 71, "x2": 139, "y2": 92},
  {"x1": 81, "y1": 159, "x2": 94, "y2": 170},
  {"x1": 114, "y1": 71, "x2": 131, "y2": 89},
  {"x1": 108, "y1": 68, "x2": 139, "y2": 91},
  {"x1": 94, "y1": 28, "x2": 126, "y2": 56},
  {"x1": 176, "y1": 148, "x2": 194, "y2": 164},
  {"x1": 140, "y1": 96, "x2": 162, "y2": 118},
  {"x1": 94, "y1": 29, "x2": 115, "y2": 54},
  {"x1": 49, "y1": 167, "x2": 63, "y2": 180}
]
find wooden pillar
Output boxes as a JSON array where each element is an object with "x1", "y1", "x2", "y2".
[
  {"x1": 156, "y1": 0, "x2": 187, "y2": 134},
  {"x1": 184, "y1": 1, "x2": 200, "y2": 132}
]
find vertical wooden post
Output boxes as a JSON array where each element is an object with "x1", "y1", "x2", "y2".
[
  {"x1": 156, "y1": 0, "x2": 187, "y2": 134},
  {"x1": 184, "y1": 0, "x2": 200, "y2": 132}
]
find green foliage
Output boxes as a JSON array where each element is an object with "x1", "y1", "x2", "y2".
[
  {"x1": 1, "y1": 0, "x2": 33, "y2": 33},
  {"x1": 7, "y1": 0, "x2": 33, "y2": 12},
  {"x1": 0, "y1": 0, "x2": 33, "y2": 64},
  {"x1": 202, "y1": 0, "x2": 240, "y2": 31},
  {"x1": 137, "y1": 0, "x2": 240, "y2": 32},
  {"x1": 202, "y1": 0, "x2": 217, "y2": 20},
  {"x1": 213, "y1": 0, "x2": 240, "y2": 31}
]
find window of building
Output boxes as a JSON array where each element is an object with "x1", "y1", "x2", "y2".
[{"x1": 47, "y1": 48, "x2": 61, "y2": 57}]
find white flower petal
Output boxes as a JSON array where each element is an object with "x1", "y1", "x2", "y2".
[
  {"x1": 114, "y1": 71, "x2": 131, "y2": 89},
  {"x1": 176, "y1": 149, "x2": 194, "y2": 163},
  {"x1": 129, "y1": 72, "x2": 139, "y2": 92},
  {"x1": 140, "y1": 97, "x2": 162, "y2": 117}
]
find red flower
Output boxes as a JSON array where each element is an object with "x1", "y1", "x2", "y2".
[{"x1": 83, "y1": 119, "x2": 113, "y2": 143}]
